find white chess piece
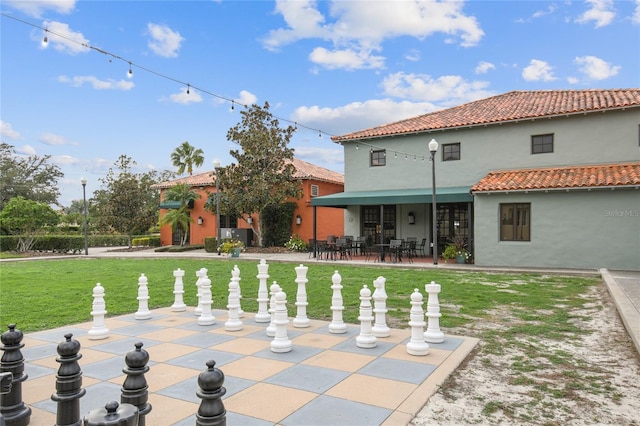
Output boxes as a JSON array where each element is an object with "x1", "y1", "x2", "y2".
[
  {"x1": 225, "y1": 275, "x2": 243, "y2": 331},
  {"x1": 255, "y1": 259, "x2": 271, "y2": 323},
  {"x1": 270, "y1": 291, "x2": 292, "y2": 353},
  {"x1": 293, "y1": 264, "x2": 310, "y2": 328},
  {"x1": 88, "y1": 283, "x2": 109, "y2": 340},
  {"x1": 266, "y1": 282, "x2": 281, "y2": 337},
  {"x1": 329, "y1": 271, "x2": 347, "y2": 334},
  {"x1": 198, "y1": 277, "x2": 215, "y2": 326},
  {"x1": 356, "y1": 285, "x2": 377, "y2": 348},
  {"x1": 424, "y1": 281, "x2": 445, "y2": 343},
  {"x1": 372, "y1": 276, "x2": 390, "y2": 337},
  {"x1": 232, "y1": 265, "x2": 244, "y2": 318},
  {"x1": 134, "y1": 274, "x2": 151, "y2": 320},
  {"x1": 171, "y1": 268, "x2": 186, "y2": 312},
  {"x1": 407, "y1": 289, "x2": 430, "y2": 356}
]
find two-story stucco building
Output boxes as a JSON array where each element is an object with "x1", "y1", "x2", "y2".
[
  {"x1": 312, "y1": 89, "x2": 640, "y2": 270},
  {"x1": 153, "y1": 158, "x2": 344, "y2": 247}
]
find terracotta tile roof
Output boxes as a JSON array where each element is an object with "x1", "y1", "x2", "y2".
[
  {"x1": 471, "y1": 162, "x2": 640, "y2": 193},
  {"x1": 332, "y1": 89, "x2": 640, "y2": 142},
  {"x1": 151, "y1": 158, "x2": 343, "y2": 189}
]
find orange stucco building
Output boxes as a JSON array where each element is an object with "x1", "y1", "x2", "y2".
[{"x1": 152, "y1": 158, "x2": 344, "y2": 247}]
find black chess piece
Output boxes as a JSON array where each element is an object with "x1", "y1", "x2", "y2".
[
  {"x1": 196, "y1": 360, "x2": 226, "y2": 426},
  {"x1": 121, "y1": 342, "x2": 151, "y2": 426},
  {"x1": 0, "y1": 324, "x2": 31, "y2": 426},
  {"x1": 84, "y1": 401, "x2": 139, "y2": 426},
  {"x1": 51, "y1": 333, "x2": 86, "y2": 426}
]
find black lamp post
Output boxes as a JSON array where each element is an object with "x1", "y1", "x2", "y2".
[
  {"x1": 81, "y1": 177, "x2": 88, "y2": 256},
  {"x1": 429, "y1": 139, "x2": 438, "y2": 265},
  {"x1": 213, "y1": 160, "x2": 221, "y2": 254}
]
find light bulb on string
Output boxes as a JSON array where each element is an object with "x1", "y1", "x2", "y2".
[
  {"x1": 318, "y1": 130, "x2": 322, "y2": 138},
  {"x1": 405, "y1": 154, "x2": 408, "y2": 160},
  {"x1": 394, "y1": 152, "x2": 397, "y2": 158},
  {"x1": 230, "y1": 100, "x2": 234, "y2": 111},
  {"x1": 355, "y1": 143, "x2": 359, "y2": 149},
  {"x1": 127, "y1": 62, "x2": 133, "y2": 78},
  {"x1": 41, "y1": 29, "x2": 48, "y2": 47},
  {"x1": 186, "y1": 84, "x2": 190, "y2": 95}
]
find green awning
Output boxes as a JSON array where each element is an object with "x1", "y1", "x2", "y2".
[
  {"x1": 159, "y1": 200, "x2": 194, "y2": 209},
  {"x1": 311, "y1": 186, "x2": 473, "y2": 207}
]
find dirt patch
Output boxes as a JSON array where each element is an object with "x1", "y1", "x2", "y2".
[{"x1": 410, "y1": 283, "x2": 640, "y2": 425}]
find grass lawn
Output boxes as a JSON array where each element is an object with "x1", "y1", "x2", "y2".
[{"x1": 0, "y1": 258, "x2": 599, "y2": 335}]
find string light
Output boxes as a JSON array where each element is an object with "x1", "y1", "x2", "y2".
[
  {"x1": 231, "y1": 100, "x2": 234, "y2": 111},
  {"x1": 0, "y1": 12, "x2": 336, "y2": 141},
  {"x1": 41, "y1": 28, "x2": 48, "y2": 47},
  {"x1": 127, "y1": 62, "x2": 133, "y2": 78}
]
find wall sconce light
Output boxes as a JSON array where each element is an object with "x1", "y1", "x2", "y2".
[
  {"x1": 247, "y1": 216, "x2": 253, "y2": 224},
  {"x1": 296, "y1": 215, "x2": 302, "y2": 225},
  {"x1": 197, "y1": 216, "x2": 204, "y2": 225},
  {"x1": 408, "y1": 212, "x2": 415, "y2": 225}
]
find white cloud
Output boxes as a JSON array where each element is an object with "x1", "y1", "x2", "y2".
[
  {"x1": 475, "y1": 61, "x2": 495, "y2": 74},
  {"x1": 293, "y1": 146, "x2": 344, "y2": 171},
  {"x1": 0, "y1": 120, "x2": 21, "y2": 139},
  {"x1": 167, "y1": 87, "x2": 203, "y2": 104},
  {"x1": 262, "y1": 0, "x2": 484, "y2": 70},
  {"x1": 292, "y1": 98, "x2": 439, "y2": 136},
  {"x1": 51, "y1": 154, "x2": 80, "y2": 165},
  {"x1": 40, "y1": 132, "x2": 77, "y2": 146},
  {"x1": 4, "y1": 0, "x2": 75, "y2": 18},
  {"x1": 235, "y1": 90, "x2": 258, "y2": 107},
  {"x1": 404, "y1": 49, "x2": 421, "y2": 62},
  {"x1": 381, "y1": 72, "x2": 494, "y2": 105},
  {"x1": 309, "y1": 47, "x2": 384, "y2": 70},
  {"x1": 574, "y1": 55, "x2": 620, "y2": 80},
  {"x1": 147, "y1": 23, "x2": 184, "y2": 58},
  {"x1": 58, "y1": 75, "x2": 134, "y2": 90},
  {"x1": 522, "y1": 59, "x2": 556, "y2": 82},
  {"x1": 576, "y1": 0, "x2": 615, "y2": 28},
  {"x1": 634, "y1": 0, "x2": 640, "y2": 24},
  {"x1": 567, "y1": 76, "x2": 580, "y2": 84},
  {"x1": 17, "y1": 144, "x2": 36, "y2": 156},
  {"x1": 40, "y1": 21, "x2": 90, "y2": 55}
]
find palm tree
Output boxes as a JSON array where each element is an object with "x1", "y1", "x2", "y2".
[
  {"x1": 171, "y1": 141, "x2": 204, "y2": 176},
  {"x1": 159, "y1": 183, "x2": 201, "y2": 246}
]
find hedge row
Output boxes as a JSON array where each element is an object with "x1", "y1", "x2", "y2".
[
  {"x1": 132, "y1": 237, "x2": 161, "y2": 247},
  {"x1": 0, "y1": 235, "x2": 155, "y2": 252}
]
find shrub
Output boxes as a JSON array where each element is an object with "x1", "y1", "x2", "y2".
[
  {"x1": 284, "y1": 234, "x2": 308, "y2": 252},
  {"x1": 204, "y1": 237, "x2": 218, "y2": 253},
  {"x1": 218, "y1": 239, "x2": 244, "y2": 254}
]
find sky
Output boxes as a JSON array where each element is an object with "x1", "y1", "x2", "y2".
[{"x1": 1, "y1": 0, "x2": 639, "y2": 207}]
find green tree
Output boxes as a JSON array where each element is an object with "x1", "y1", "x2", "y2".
[
  {"x1": 0, "y1": 143, "x2": 63, "y2": 211},
  {"x1": 159, "y1": 183, "x2": 201, "y2": 246},
  {"x1": 215, "y1": 102, "x2": 301, "y2": 246},
  {"x1": 91, "y1": 155, "x2": 164, "y2": 246},
  {"x1": 170, "y1": 141, "x2": 204, "y2": 176},
  {"x1": 0, "y1": 196, "x2": 59, "y2": 251}
]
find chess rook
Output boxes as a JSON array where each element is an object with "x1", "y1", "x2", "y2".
[
  {"x1": 356, "y1": 285, "x2": 377, "y2": 349},
  {"x1": 121, "y1": 342, "x2": 151, "y2": 426},
  {"x1": 255, "y1": 259, "x2": 271, "y2": 323},
  {"x1": 171, "y1": 268, "x2": 187, "y2": 312},
  {"x1": 266, "y1": 282, "x2": 281, "y2": 337},
  {"x1": 198, "y1": 278, "x2": 216, "y2": 326},
  {"x1": 88, "y1": 283, "x2": 109, "y2": 340},
  {"x1": 372, "y1": 276, "x2": 390, "y2": 338},
  {"x1": 0, "y1": 324, "x2": 31, "y2": 426},
  {"x1": 328, "y1": 271, "x2": 347, "y2": 334},
  {"x1": 424, "y1": 281, "x2": 445, "y2": 343},
  {"x1": 293, "y1": 264, "x2": 310, "y2": 328},
  {"x1": 270, "y1": 291, "x2": 292, "y2": 353},
  {"x1": 134, "y1": 274, "x2": 151, "y2": 320},
  {"x1": 51, "y1": 333, "x2": 86, "y2": 426},
  {"x1": 407, "y1": 289, "x2": 430, "y2": 356}
]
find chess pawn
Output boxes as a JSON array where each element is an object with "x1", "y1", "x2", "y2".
[
  {"x1": 407, "y1": 289, "x2": 430, "y2": 356},
  {"x1": 225, "y1": 277, "x2": 243, "y2": 331},
  {"x1": 171, "y1": 268, "x2": 187, "y2": 312},
  {"x1": 194, "y1": 268, "x2": 207, "y2": 316},
  {"x1": 270, "y1": 291, "x2": 292, "y2": 353},
  {"x1": 255, "y1": 259, "x2": 271, "y2": 323},
  {"x1": 121, "y1": 342, "x2": 151, "y2": 426},
  {"x1": 231, "y1": 265, "x2": 244, "y2": 318},
  {"x1": 356, "y1": 285, "x2": 377, "y2": 348},
  {"x1": 0, "y1": 324, "x2": 31, "y2": 426},
  {"x1": 134, "y1": 274, "x2": 151, "y2": 320},
  {"x1": 293, "y1": 264, "x2": 310, "y2": 328},
  {"x1": 328, "y1": 271, "x2": 347, "y2": 334},
  {"x1": 424, "y1": 281, "x2": 445, "y2": 343},
  {"x1": 196, "y1": 360, "x2": 226, "y2": 426},
  {"x1": 372, "y1": 276, "x2": 390, "y2": 338},
  {"x1": 88, "y1": 283, "x2": 109, "y2": 340},
  {"x1": 51, "y1": 333, "x2": 86, "y2": 426},
  {"x1": 84, "y1": 401, "x2": 139, "y2": 426},
  {"x1": 198, "y1": 278, "x2": 215, "y2": 326},
  {"x1": 266, "y1": 282, "x2": 281, "y2": 337}
]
